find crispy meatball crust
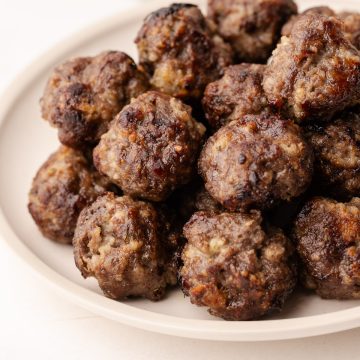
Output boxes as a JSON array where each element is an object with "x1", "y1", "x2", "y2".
[
  {"x1": 94, "y1": 91, "x2": 206, "y2": 202},
  {"x1": 263, "y1": 14, "x2": 360, "y2": 122},
  {"x1": 305, "y1": 110, "x2": 360, "y2": 199},
  {"x1": 41, "y1": 51, "x2": 149, "y2": 148},
  {"x1": 199, "y1": 114, "x2": 313, "y2": 211},
  {"x1": 135, "y1": 3, "x2": 233, "y2": 101},
  {"x1": 73, "y1": 193, "x2": 178, "y2": 301},
  {"x1": 339, "y1": 12, "x2": 360, "y2": 50},
  {"x1": 293, "y1": 197, "x2": 360, "y2": 299},
  {"x1": 207, "y1": 0, "x2": 297, "y2": 63},
  {"x1": 28, "y1": 146, "x2": 114, "y2": 244},
  {"x1": 181, "y1": 211, "x2": 296, "y2": 320},
  {"x1": 202, "y1": 64, "x2": 271, "y2": 131}
]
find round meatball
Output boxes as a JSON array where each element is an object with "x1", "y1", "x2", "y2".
[
  {"x1": 207, "y1": 0, "x2": 297, "y2": 63},
  {"x1": 181, "y1": 211, "x2": 296, "y2": 320},
  {"x1": 293, "y1": 197, "x2": 360, "y2": 299},
  {"x1": 339, "y1": 12, "x2": 360, "y2": 50},
  {"x1": 305, "y1": 110, "x2": 360, "y2": 199},
  {"x1": 94, "y1": 91, "x2": 206, "y2": 202},
  {"x1": 199, "y1": 114, "x2": 313, "y2": 211},
  {"x1": 263, "y1": 14, "x2": 360, "y2": 122},
  {"x1": 73, "y1": 193, "x2": 178, "y2": 301},
  {"x1": 28, "y1": 146, "x2": 115, "y2": 244},
  {"x1": 41, "y1": 51, "x2": 149, "y2": 148},
  {"x1": 135, "y1": 4, "x2": 233, "y2": 102},
  {"x1": 202, "y1": 64, "x2": 271, "y2": 131}
]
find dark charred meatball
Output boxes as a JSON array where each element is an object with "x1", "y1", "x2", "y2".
[
  {"x1": 73, "y1": 193, "x2": 178, "y2": 301},
  {"x1": 207, "y1": 0, "x2": 297, "y2": 63},
  {"x1": 199, "y1": 114, "x2": 313, "y2": 211},
  {"x1": 202, "y1": 64, "x2": 271, "y2": 131},
  {"x1": 264, "y1": 14, "x2": 360, "y2": 122},
  {"x1": 94, "y1": 91, "x2": 206, "y2": 202},
  {"x1": 293, "y1": 197, "x2": 360, "y2": 299},
  {"x1": 28, "y1": 146, "x2": 115, "y2": 244},
  {"x1": 281, "y1": 6, "x2": 336, "y2": 37},
  {"x1": 339, "y1": 12, "x2": 360, "y2": 49},
  {"x1": 135, "y1": 3, "x2": 233, "y2": 102},
  {"x1": 41, "y1": 51, "x2": 149, "y2": 148},
  {"x1": 305, "y1": 109, "x2": 360, "y2": 199},
  {"x1": 181, "y1": 211, "x2": 296, "y2": 320}
]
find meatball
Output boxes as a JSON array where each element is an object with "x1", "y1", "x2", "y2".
[
  {"x1": 263, "y1": 14, "x2": 360, "y2": 122},
  {"x1": 28, "y1": 146, "x2": 115, "y2": 244},
  {"x1": 207, "y1": 0, "x2": 297, "y2": 63},
  {"x1": 135, "y1": 3, "x2": 233, "y2": 102},
  {"x1": 41, "y1": 51, "x2": 149, "y2": 148},
  {"x1": 199, "y1": 114, "x2": 313, "y2": 211},
  {"x1": 339, "y1": 12, "x2": 360, "y2": 50},
  {"x1": 181, "y1": 211, "x2": 296, "y2": 320},
  {"x1": 202, "y1": 64, "x2": 271, "y2": 131},
  {"x1": 94, "y1": 91, "x2": 206, "y2": 202},
  {"x1": 281, "y1": 6, "x2": 336, "y2": 37},
  {"x1": 293, "y1": 197, "x2": 360, "y2": 299},
  {"x1": 73, "y1": 193, "x2": 178, "y2": 301},
  {"x1": 305, "y1": 109, "x2": 360, "y2": 199}
]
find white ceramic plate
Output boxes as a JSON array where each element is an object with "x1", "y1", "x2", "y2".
[{"x1": 1, "y1": 0, "x2": 360, "y2": 342}]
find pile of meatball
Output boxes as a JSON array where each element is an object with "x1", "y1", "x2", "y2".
[{"x1": 28, "y1": 1, "x2": 360, "y2": 321}]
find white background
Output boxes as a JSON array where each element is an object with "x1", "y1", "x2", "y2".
[{"x1": 1, "y1": 0, "x2": 360, "y2": 359}]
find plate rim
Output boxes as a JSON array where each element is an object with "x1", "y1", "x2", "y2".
[{"x1": 1, "y1": 0, "x2": 360, "y2": 342}]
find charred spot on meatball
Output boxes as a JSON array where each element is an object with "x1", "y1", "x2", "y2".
[
  {"x1": 93, "y1": 91, "x2": 206, "y2": 202},
  {"x1": 264, "y1": 14, "x2": 360, "y2": 122},
  {"x1": 202, "y1": 64, "x2": 271, "y2": 131},
  {"x1": 28, "y1": 146, "x2": 116, "y2": 244},
  {"x1": 207, "y1": 0, "x2": 297, "y2": 63},
  {"x1": 293, "y1": 197, "x2": 360, "y2": 299},
  {"x1": 135, "y1": 3, "x2": 233, "y2": 102},
  {"x1": 199, "y1": 114, "x2": 313, "y2": 211},
  {"x1": 41, "y1": 51, "x2": 149, "y2": 149},
  {"x1": 305, "y1": 109, "x2": 360, "y2": 199},
  {"x1": 181, "y1": 210, "x2": 296, "y2": 320},
  {"x1": 73, "y1": 193, "x2": 178, "y2": 301}
]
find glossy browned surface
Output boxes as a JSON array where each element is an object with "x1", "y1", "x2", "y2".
[
  {"x1": 199, "y1": 114, "x2": 313, "y2": 211},
  {"x1": 207, "y1": 0, "x2": 297, "y2": 62},
  {"x1": 293, "y1": 197, "x2": 360, "y2": 299},
  {"x1": 264, "y1": 14, "x2": 360, "y2": 122},
  {"x1": 73, "y1": 193, "x2": 178, "y2": 301},
  {"x1": 41, "y1": 51, "x2": 149, "y2": 148},
  {"x1": 94, "y1": 91, "x2": 206, "y2": 202},
  {"x1": 181, "y1": 211, "x2": 296, "y2": 320}
]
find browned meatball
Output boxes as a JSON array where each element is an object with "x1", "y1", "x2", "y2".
[
  {"x1": 202, "y1": 64, "x2": 271, "y2": 131},
  {"x1": 28, "y1": 146, "x2": 115, "y2": 244},
  {"x1": 281, "y1": 6, "x2": 336, "y2": 37},
  {"x1": 264, "y1": 14, "x2": 360, "y2": 122},
  {"x1": 293, "y1": 197, "x2": 360, "y2": 299},
  {"x1": 135, "y1": 4, "x2": 233, "y2": 102},
  {"x1": 207, "y1": 0, "x2": 297, "y2": 63},
  {"x1": 41, "y1": 51, "x2": 149, "y2": 148},
  {"x1": 94, "y1": 91, "x2": 206, "y2": 202},
  {"x1": 181, "y1": 211, "x2": 296, "y2": 320},
  {"x1": 339, "y1": 12, "x2": 360, "y2": 49},
  {"x1": 73, "y1": 193, "x2": 178, "y2": 301},
  {"x1": 305, "y1": 110, "x2": 360, "y2": 199},
  {"x1": 199, "y1": 114, "x2": 313, "y2": 211}
]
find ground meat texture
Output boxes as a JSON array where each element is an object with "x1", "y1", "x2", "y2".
[
  {"x1": 181, "y1": 211, "x2": 296, "y2": 320},
  {"x1": 93, "y1": 91, "x2": 206, "y2": 202},
  {"x1": 293, "y1": 197, "x2": 360, "y2": 299},
  {"x1": 339, "y1": 12, "x2": 360, "y2": 50},
  {"x1": 41, "y1": 51, "x2": 149, "y2": 149},
  {"x1": 73, "y1": 193, "x2": 178, "y2": 300},
  {"x1": 28, "y1": 146, "x2": 115, "y2": 244},
  {"x1": 207, "y1": 0, "x2": 297, "y2": 63},
  {"x1": 305, "y1": 110, "x2": 360, "y2": 199},
  {"x1": 264, "y1": 14, "x2": 360, "y2": 123},
  {"x1": 135, "y1": 4, "x2": 233, "y2": 102},
  {"x1": 202, "y1": 64, "x2": 271, "y2": 131},
  {"x1": 199, "y1": 114, "x2": 313, "y2": 211}
]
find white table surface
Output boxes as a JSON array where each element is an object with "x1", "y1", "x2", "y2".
[{"x1": 1, "y1": 1, "x2": 360, "y2": 359}]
